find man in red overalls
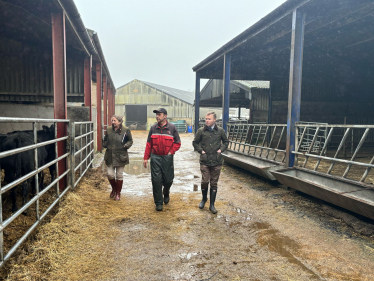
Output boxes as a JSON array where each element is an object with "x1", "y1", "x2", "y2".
[{"x1": 143, "y1": 108, "x2": 181, "y2": 211}]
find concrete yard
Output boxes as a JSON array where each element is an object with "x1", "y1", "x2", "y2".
[{"x1": 4, "y1": 131, "x2": 374, "y2": 281}]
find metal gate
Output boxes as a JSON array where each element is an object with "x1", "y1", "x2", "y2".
[
  {"x1": 70, "y1": 122, "x2": 95, "y2": 188},
  {"x1": 0, "y1": 117, "x2": 94, "y2": 268}
]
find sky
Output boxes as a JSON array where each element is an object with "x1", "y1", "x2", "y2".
[{"x1": 75, "y1": 0, "x2": 286, "y2": 92}]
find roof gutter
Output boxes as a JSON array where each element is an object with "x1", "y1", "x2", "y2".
[{"x1": 192, "y1": 0, "x2": 311, "y2": 72}]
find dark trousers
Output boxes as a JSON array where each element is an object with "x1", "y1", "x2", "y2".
[
  {"x1": 200, "y1": 164, "x2": 222, "y2": 190},
  {"x1": 150, "y1": 154, "x2": 174, "y2": 206}
]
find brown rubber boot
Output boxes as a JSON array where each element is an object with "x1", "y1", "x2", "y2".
[
  {"x1": 115, "y1": 180, "x2": 123, "y2": 201},
  {"x1": 108, "y1": 178, "x2": 116, "y2": 198}
]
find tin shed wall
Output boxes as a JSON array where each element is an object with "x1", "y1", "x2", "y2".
[{"x1": 0, "y1": 37, "x2": 85, "y2": 103}]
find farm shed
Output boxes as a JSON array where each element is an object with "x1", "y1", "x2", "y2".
[
  {"x1": 0, "y1": 0, "x2": 117, "y2": 267},
  {"x1": 199, "y1": 79, "x2": 270, "y2": 123},
  {"x1": 115, "y1": 79, "x2": 194, "y2": 130},
  {"x1": 192, "y1": 0, "x2": 374, "y2": 220},
  {"x1": 0, "y1": 0, "x2": 116, "y2": 152}
]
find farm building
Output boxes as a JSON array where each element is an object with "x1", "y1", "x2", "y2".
[
  {"x1": 115, "y1": 79, "x2": 194, "y2": 130},
  {"x1": 199, "y1": 79, "x2": 270, "y2": 123},
  {"x1": 0, "y1": 0, "x2": 116, "y2": 268},
  {"x1": 0, "y1": 0, "x2": 115, "y2": 152},
  {"x1": 192, "y1": 0, "x2": 374, "y2": 220}
]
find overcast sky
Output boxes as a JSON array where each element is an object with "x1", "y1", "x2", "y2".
[{"x1": 75, "y1": 0, "x2": 286, "y2": 92}]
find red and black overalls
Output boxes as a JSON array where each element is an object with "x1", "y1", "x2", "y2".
[{"x1": 144, "y1": 121, "x2": 181, "y2": 206}]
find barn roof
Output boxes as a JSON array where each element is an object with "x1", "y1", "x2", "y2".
[
  {"x1": 232, "y1": 80, "x2": 270, "y2": 90},
  {"x1": 198, "y1": 79, "x2": 269, "y2": 108},
  {"x1": 117, "y1": 80, "x2": 194, "y2": 105},
  {"x1": 192, "y1": 0, "x2": 374, "y2": 84}
]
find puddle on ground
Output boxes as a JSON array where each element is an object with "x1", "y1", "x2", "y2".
[
  {"x1": 102, "y1": 157, "x2": 150, "y2": 175},
  {"x1": 124, "y1": 157, "x2": 151, "y2": 175},
  {"x1": 253, "y1": 222, "x2": 322, "y2": 279},
  {"x1": 102, "y1": 157, "x2": 199, "y2": 195}
]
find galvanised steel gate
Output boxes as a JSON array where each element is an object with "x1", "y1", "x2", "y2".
[
  {"x1": 70, "y1": 121, "x2": 95, "y2": 188},
  {"x1": 293, "y1": 124, "x2": 374, "y2": 182},
  {"x1": 227, "y1": 124, "x2": 287, "y2": 163},
  {"x1": 0, "y1": 117, "x2": 94, "y2": 268}
]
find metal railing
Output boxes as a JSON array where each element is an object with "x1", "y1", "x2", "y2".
[
  {"x1": 70, "y1": 122, "x2": 95, "y2": 188},
  {"x1": 297, "y1": 122, "x2": 328, "y2": 153},
  {"x1": 294, "y1": 124, "x2": 374, "y2": 183},
  {"x1": 0, "y1": 117, "x2": 70, "y2": 267},
  {"x1": 227, "y1": 124, "x2": 287, "y2": 163},
  {"x1": 0, "y1": 118, "x2": 94, "y2": 268}
]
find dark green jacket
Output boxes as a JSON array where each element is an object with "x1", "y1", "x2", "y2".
[
  {"x1": 103, "y1": 125, "x2": 133, "y2": 167},
  {"x1": 192, "y1": 125, "x2": 229, "y2": 166}
]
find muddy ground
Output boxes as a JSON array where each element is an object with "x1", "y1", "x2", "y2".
[{"x1": 3, "y1": 131, "x2": 374, "y2": 280}]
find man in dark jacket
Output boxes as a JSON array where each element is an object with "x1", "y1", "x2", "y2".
[
  {"x1": 143, "y1": 108, "x2": 181, "y2": 211},
  {"x1": 192, "y1": 112, "x2": 229, "y2": 214}
]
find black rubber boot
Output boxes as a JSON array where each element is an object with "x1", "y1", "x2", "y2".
[
  {"x1": 199, "y1": 186, "x2": 208, "y2": 209},
  {"x1": 156, "y1": 205, "x2": 163, "y2": 211},
  {"x1": 163, "y1": 182, "x2": 172, "y2": 205},
  {"x1": 209, "y1": 189, "x2": 217, "y2": 214}
]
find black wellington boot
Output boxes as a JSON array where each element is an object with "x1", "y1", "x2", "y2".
[
  {"x1": 209, "y1": 189, "x2": 217, "y2": 214},
  {"x1": 163, "y1": 182, "x2": 172, "y2": 205},
  {"x1": 199, "y1": 184, "x2": 208, "y2": 209}
]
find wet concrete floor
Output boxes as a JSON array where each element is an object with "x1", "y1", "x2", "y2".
[{"x1": 103, "y1": 131, "x2": 374, "y2": 280}]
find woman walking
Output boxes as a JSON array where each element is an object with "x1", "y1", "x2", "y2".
[{"x1": 103, "y1": 115, "x2": 133, "y2": 200}]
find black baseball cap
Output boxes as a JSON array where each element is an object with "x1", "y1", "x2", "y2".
[{"x1": 153, "y1": 108, "x2": 167, "y2": 115}]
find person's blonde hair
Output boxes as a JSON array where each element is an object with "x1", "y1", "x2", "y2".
[
  {"x1": 206, "y1": 111, "x2": 217, "y2": 119},
  {"x1": 111, "y1": 115, "x2": 123, "y2": 123}
]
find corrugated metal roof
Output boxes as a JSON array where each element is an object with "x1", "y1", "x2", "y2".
[
  {"x1": 233, "y1": 80, "x2": 270, "y2": 89},
  {"x1": 140, "y1": 80, "x2": 195, "y2": 105}
]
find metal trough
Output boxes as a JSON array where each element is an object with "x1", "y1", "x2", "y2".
[
  {"x1": 222, "y1": 150, "x2": 285, "y2": 181},
  {"x1": 271, "y1": 167, "x2": 374, "y2": 220}
]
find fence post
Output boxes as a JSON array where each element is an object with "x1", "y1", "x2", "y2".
[
  {"x1": 70, "y1": 122, "x2": 76, "y2": 189},
  {"x1": 33, "y1": 122, "x2": 40, "y2": 221},
  {"x1": 0, "y1": 153, "x2": 3, "y2": 264}
]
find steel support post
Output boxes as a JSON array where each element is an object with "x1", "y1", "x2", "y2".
[
  {"x1": 112, "y1": 89, "x2": 115, "y2": 119},
  {"x1": 84, "y1": 56, "x2": 92, "y2": 121},
  {"x1": 112, "y1": 90, "x2": 115, "y2": 116},
  {"x1": 107, "y1": 87, "x2": 112, "y2": 124},
  {"x1": 286, "y1": 9, "x2": 305, "y2": 167},
  {"x1": 103, "y1": 75, "x2": 108, "y2": 130},
  {"x1": 70, "y1": 124, "x2": 76, "y2": 189},
  {"x1": 52, "y1": 12, "x2": 67, "y2": 190},
  {"x1": 268, "y1": 81, "x2": 272, "y2": 124},
  {"x1": 222, "y1": 52, "x2": 231, "y2": 133},
  {"x1": 110, "y1": 88, "x2": 113, "y2": 122},
  {"x1": 194, "y1": 72, "x2": 200, "y2": 133},
  {"x1": 96, "y1": 62, "x2": 102, "y2": 151},
  {"x1": 267, "y1": 81, "x2": 272, "y2": 144}
]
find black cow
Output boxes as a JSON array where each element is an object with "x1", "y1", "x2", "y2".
[
  {"x1": 5, "y1": 125, "x2": 57, "y2": 182},
  {"x1": 1, "y1": 132, "x2": 48, "y2": 214},
  {"x1": 39, "y1": 125, "x2": 57, "y2": 182}
]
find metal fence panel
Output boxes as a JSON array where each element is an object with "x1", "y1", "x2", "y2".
[
  {"x1": 0, "y1": 118, "x2": 94, "y2": 268},
  {"x1": 227, "y1": 124, "x2": 287, "y2": 163},
  {"x1": 294, "y1": 124, "x2": 374, "y2": 184}
]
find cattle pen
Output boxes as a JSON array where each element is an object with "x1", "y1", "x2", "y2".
[
  {"x1": 0, "y1": 117, "x2": 95, "y2": 268},
  {"x1": 193, "y1": 0, "x2": 374, "y2": 221},
  {"x1": 0, "y1": 0, "x2": 116, "y2": 269}
]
